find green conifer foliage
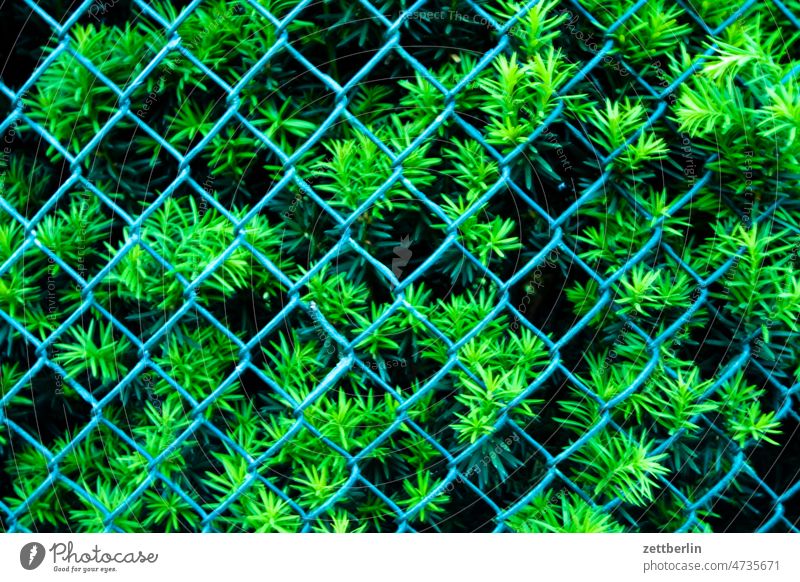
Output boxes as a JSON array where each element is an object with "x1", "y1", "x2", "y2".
[{"x1": 1, "y1": 0, "x2": 799, "y2": 532}]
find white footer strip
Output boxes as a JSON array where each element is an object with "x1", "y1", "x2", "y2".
[{"x1": 1, "y1": 534, "x2": 798, "y2": 581}]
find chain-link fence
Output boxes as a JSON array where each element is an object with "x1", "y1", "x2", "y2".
[{"x1": 1, "y1": 0, "x2": 799, "y2": 532}]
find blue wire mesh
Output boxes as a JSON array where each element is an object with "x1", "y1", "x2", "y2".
[{"x1": 0, "y1": 0, "x2": 798, "y2": 532}]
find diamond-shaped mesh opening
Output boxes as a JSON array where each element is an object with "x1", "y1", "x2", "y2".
[
  {"x1": 167, "y1": 2, "x2": 276, "y2": 88},
  {"x1": 452, "y1": 430, "x2": 550, "y2": 509},
  {"x1": 574, "y1": 0, "x2": 704, "y2": 69},
  {"x1": 428, "y1": 480, "x2": 498, "y2": 532},
  {"x1": 212, "y1": 477, "x2": 304, "y2": 533},
  {"x1": 4, "y1": 476, "x2": 74, "y2": 533},
  {"x1": 1, "y1": 365, "x2": 81, "y2": 446},
  {"x1": 82, "y1": 116, "x2": 183, "y2": 200},
  {"x1": 0, "y1": 121, "x2": 75, "y2": 214},
  {"x1": 360, "y1": 422, "x2": 451, "y2": 526},
  {"x1": 150, "y1": 312, "x2": 242, "y2": 403},
  {"x1": 703, "y1": 464, "x2": 785, "y2": 532},
  {"x1": 406, "y1": 6, "x2": 504, "y2": 62},
  {"x1": 290, "y1": 0, "x2": 392, "y2": 86},
  {"x1": 741, "y1": 390, "x2": 800, "y2": 491},
  {"x1": 254, "y1": 312, "x2": 343, "y2": 399},
  {"x1": 33, "y1": 187, "x2": 121, "y2": 280},
  {"x1": 237, "y1": 60, "x2": 336, "y2": 152},
  {"x1": 49, "y1": 308, "x2": 134, "y2": 394},
  {"x1": 1, "y1": 241, "x2": 58, "y2": 337},
  {"x1": 21, "y1": 42, "x2": 127, "y2": 160}
]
